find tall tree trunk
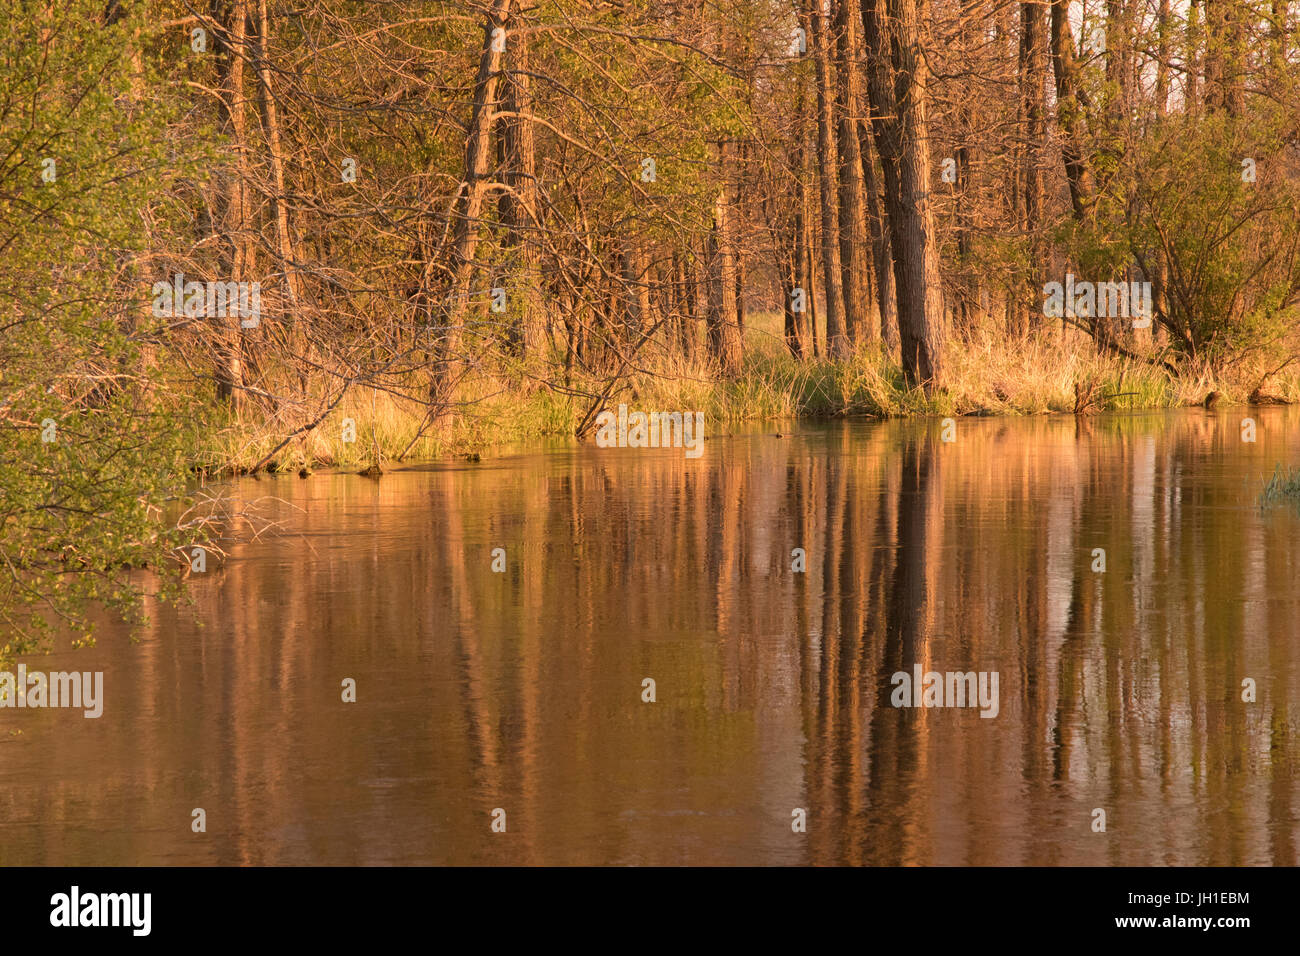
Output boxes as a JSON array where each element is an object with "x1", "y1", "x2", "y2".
[
  {"x1": 1154, "y1": 0, "x2": 1171, "y2": 116},
  {"x1": 687, "y1": 249, "x2": 706, "y2": 364},
  {"x1": 1104, "y1": 0, "x2": 1134, "y2": 121},
  {"x1": 734, "y1": 139, "x2": 749, "y2": 340},
  {"x1": 706, "y1": 165, "x2": 743, "y2": 375},
  {"x1": 1269, "y1": 1, "x2": 1289, "y2": 99},
  {"x1": 796, "y1": 15, "x2": 823, "y2": 361},
  {"x1": 950, "y1": 0, "x2": 974, "y2": 335},
  {"x1": 784, "y1": 234, "x2": 804, "y2": 359},
  {"x1": 835, "y1": 0, "x2": 875, "y2": 348},
  {"x1": 791, "y1": 201, "x2": 811, "y2": 359},
  {"x1": 1050, "y1": 0, "x2": 1094, "y2": 220},
  {"x1": 1019, "y1": 0, "x2": 1047, "y2": 332},
  {"x1": 672, "y1": 253, "x2": 690, "y2": 356},
  {"x1": 856, "y1": 119, "x2": 896, "y2": 347},
  {"x1": 805, "y1": 204, "x2": 822, "y2": 358},
  {"x1": 431, "y1": 0, "x2": 515, "y2": 404},
  {"x1": 1205, "y1": 0, "x2": 1245, "y2": 116},
  {"x1": 734, "y1": 261, "x2": 746, "y2": 338},
  {"x1": 255, "y1": 0, "x2": 300, "y2": 323},
  {"x1": 214, "y1": 0, "x2": 252, "y2": 411},
  {"x1": 1185, "y1": 0, "x2": 1202, "y2": 111},
  {"x1": 810, "y1": 0, "x2": 847, "y2": 356},
  {"x1": 790, "y1": 52, "x2": 813, "y2": 359},
  {"x1": 860, "y1": 0, "x2": 946, "y2": 389},
  {"x1": 621, "y1": 240, "x2": 650, "y2": 339},
  {"x1": 499, "y1": 25, "x2": 544, "y2": 359}
]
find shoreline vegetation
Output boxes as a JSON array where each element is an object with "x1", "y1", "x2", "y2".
[
  {"x1": 197, "y1": 312, "x2": 1298, "y2": 478},
  {"x1": 1259, "y1": 463, "x2": 1300, "y2": 508}
]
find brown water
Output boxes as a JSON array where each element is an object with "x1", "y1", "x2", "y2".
[{"x1": 2, "y1": 409, "x2": 1299, "y2": 865}]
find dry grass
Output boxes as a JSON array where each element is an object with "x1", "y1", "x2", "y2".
[{"x1": 193, "y1": 311, "x2": 1297, "y2": 472}]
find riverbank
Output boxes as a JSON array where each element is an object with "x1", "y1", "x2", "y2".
[{"x1": 196, "y1": 316, "x2": 1298, "y2": 476}]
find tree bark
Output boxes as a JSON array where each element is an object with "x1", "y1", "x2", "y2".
[
  {"x1": 856, "y1": 118, "x2": 896, "y2": 347},
  {"x1": 1050, "y1": 0, "x2": 1094, "y2": 220},
  {"x1": 1019, "y1": 0, "x2": 1047, "y2": 332},
  {"x1": 621, "y1": 239, "x2": 650, "y2": 339},
  {"x1": 860, "y1": 0, "x2": 946, "y2": 389},
  {"x1": 810, "y1": 0, "x2": 847, "y2": 356},
  {"x1": 431, "y1": 0, "x2": 515, "y2": 404},
  {"x1": 214, "y1": 0, "x2": 253, "y2": 411},
  {"x1": 706, "y1": 168, "x2": 743, "y2": 375},
  {"x1": 789, "y1": 46, "x2": 813, "y2": 359},
  {"x1": 1204, "y1": 0, "x2": 1246, "y2": 116},
  {"x1": 834, "y1": 0, "x2": 875, "y2": 348},
  {"x1": 1155, "y1": 0, "x2": 1171, "y2": 115},
  {"x1": 499, "y1": 24, "x2": 544, "y2": 358},
  {"x1": 255, "y1": 0, "x2": 301, "y2": 323}
]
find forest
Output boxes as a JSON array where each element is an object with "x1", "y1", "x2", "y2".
[{"x1": 1, "y1": 0, "x2": 1298, "y2": 652}]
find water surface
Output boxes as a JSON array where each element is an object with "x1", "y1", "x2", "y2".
[{"x1": 2, "y1": 409, "x2": 1298, "y2": 865}]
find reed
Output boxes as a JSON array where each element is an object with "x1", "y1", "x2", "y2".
[{"x1": 1259, "y1": 464, "x2": 1300, "y2": 507}]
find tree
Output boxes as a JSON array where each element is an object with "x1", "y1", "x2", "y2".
[{"x1": 861, "y1": 0, "x2": 946, "y2": 389}]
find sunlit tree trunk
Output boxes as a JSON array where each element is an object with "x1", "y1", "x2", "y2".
[
  {"x1": 810, "y1": 0, "x2": 847, "y2": 356},
  {"x1": 1051, "y1": 0, "x2": 1094, "y2": 220},
  {"x1": 835, "y1": 0, "x2": 875, "y2": 348},
  {"x1": 860, "y1": 0, "x2": 946, "y2": 389},
  {"x1": 214, "y1": 0, "x2": 253, "y2": 411},
  {"x1": 789, "y1": 60, "x2": 813, "y2": 359},
  {"x1": 432, "y1": 0, "x2": 515, "y2": 404},
  {"x1": 1019, "y1": 0, "x2": 1047, "y2": 333},
  {"x1": 1154, "y1": 0, "x2": 1171, "y2": 115},
  {"x1": 706, "y1": 167, "x2": 743, "y2": 375},
  {"x1": 255, "y1": 0, "x2": 300, "y2": 322},
  {"x1": 499, "y1": 25, "x2": 544, "y2": 358}
]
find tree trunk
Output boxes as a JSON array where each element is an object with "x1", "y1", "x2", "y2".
[
  {"x1": 1019, "y1": 0, "x2": 1047, "y2": 332},
  {"x1": 431, "y1": 0, "x2": 515, "y2": 404},
  {"x1": 672, "y1": 253, "x2": 690, "y2": 356},
  {"x1": 734, "y1": 139, "x2": 748, "y2": 339},
  {"x1": 834, "y1": 0, "x2": 874, "y2": 348},
  {"x1": 621, "y1": 240, "x2": 651, "y2": 339},
  {"x1": 1205, "y1": 0, "x2": 1246, "y2": 116},
  {"x1": 856, "y1": 119, "x2": 896, "y2": 347},
  {"x1": 215, "y1": 0, "x2": 253, "y2": 411},
  {"x1": 810, "y1": 0, "x2": 847, "y2": 356},
  {"x1": 790, "y1": 48, "x2": 813, "y2": 359},
  {"x1": 706, "y1": 171, "x2": 743, "y2": 375},
  {"x1": 1051, "y1": 0, "x2": 1094, "y2": 220},
  {"x1": 499, "y1": 25, "x2": 544, "y2": 358},
  {"x1": 860, "y1": 0, "x2": 946, "y2": 389},
  {"x1": 255, "y1": 0, "x2": 300, "y2": 322},
  {"x1": 800, "y1": 208, "x2": 821, "y2": 361},
  {"x1": 1154, "y1": 0, "x2": 1171, "y2": 115},
  {"x1": 1185, "y1": 0, "x2": 1202, "y2": 111},
  {"x1": 687, "y1": 250, "x2": 706, "y2": 364}
]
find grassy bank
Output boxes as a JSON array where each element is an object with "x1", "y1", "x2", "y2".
[{"x1": 195, "y1": 315, "x2": 1298, "y2": 475}]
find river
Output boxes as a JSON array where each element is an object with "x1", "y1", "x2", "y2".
[{"x1": 2, "y1": 408, "x2": 1298, "y2": 864}]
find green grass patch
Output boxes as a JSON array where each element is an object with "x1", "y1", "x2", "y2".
[{"x1": 1259, "y1": 464, "x2": 1300, "y2": 508}]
